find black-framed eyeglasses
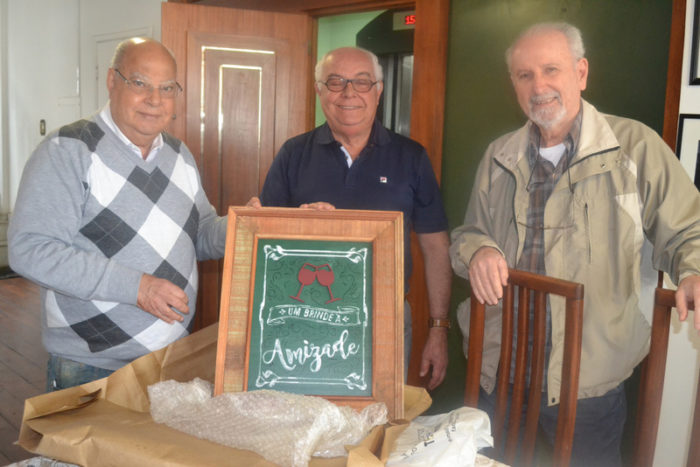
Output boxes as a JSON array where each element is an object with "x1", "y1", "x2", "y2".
[
  {"x1": 318, "y1": 76, "x2": 378, "y2": 93},
  {"x1": 114, "y1": 69, "x2": 182, "y2": 99}
]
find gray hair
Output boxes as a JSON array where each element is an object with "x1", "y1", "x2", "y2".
[
  {"x1": 110, "y1": 37, "x2": 177, "y2": 70},
  {"x1": 505, "y1": 22, "x2": 586, "y2": 71},
  {"x1": 314, "y1": 47, "x2": 383, "y2": 83}
]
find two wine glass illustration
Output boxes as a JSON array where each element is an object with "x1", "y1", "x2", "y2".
[{"x1": 290, "y1": 263, "x2": 341, "y2": 304}]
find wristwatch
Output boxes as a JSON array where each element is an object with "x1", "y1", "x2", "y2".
[{"x1": 428, "y1": 318, "x2": 451, "y2": 329}]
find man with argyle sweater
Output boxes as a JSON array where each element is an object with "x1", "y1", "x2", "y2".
[{"x1": 8, "y1": 38, "x2": 227, "y2": 391}]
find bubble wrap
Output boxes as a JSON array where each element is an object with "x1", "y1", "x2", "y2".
[{"x1": 148, "y1": 378, "x2": 387, "y2": 467}]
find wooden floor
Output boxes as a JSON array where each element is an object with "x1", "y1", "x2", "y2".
[{"x1": 0, "y1": 277, "x2": 45, "y2": 465}]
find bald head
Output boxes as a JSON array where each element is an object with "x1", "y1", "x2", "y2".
[
  {"x1": 111, "y1": 38, "x2": 177, "y2": 74},
  {"x1": 506, "y1": 22, "x2": 585, "y2": 72},
  {"x1": 106, "y1": 37, "x2": 179, "y2": 156}
]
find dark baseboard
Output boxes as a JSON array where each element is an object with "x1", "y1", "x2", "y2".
[{"x1": 0, "y1": 266, "x2": 19, "y2": 280}]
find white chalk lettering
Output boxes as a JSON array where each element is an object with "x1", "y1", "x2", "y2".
[
  {"x1": 302, "y1": 308, "x2": 340, "y2": 323},
  {"x1": 260, "y1": 330, "x2": 359, "y2": 373},
  {"x1": 261, "y1": 339, "x2": 296, "y2": 370}
]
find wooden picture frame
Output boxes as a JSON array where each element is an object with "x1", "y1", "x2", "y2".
[
  {"x1": 214, "y1": 207, "x2": 405, "y2": 419},
  {"x1": 676, "y1": 114, "x2": 700, "y2": 190}
]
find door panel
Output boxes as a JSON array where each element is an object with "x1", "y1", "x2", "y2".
[
  {"x1": 162, "y1": 2, "x2": 312, "y2": 329},
  {"x1": 187, "y1": 34, "x2": 281, "y2": 207}
]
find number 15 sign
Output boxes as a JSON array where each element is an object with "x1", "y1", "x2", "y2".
[{"x1": 214, "y1": 207, "x2": 405, "y2": 419}]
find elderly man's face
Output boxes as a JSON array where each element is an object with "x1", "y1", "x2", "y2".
[
  {"x1": 316, "y1": 49, "x2": 383, "y2": 139},
  {"x1": 509, "y1": 30, "x2": 588, "y2": 138},
  {"x1": 107, "y1": 41, "x2": 177, "y2": 151}
]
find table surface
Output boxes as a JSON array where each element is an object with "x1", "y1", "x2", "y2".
[{"x1": 8, "y1": 454, "x2": 507, "y2": 467}]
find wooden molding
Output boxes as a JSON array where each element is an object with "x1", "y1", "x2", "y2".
[
  {"x1": 167, "y1": 0, "x2": 412, "y2": 14},
  {"x1": 405, "y1": 0, "x2": 449, "y2": 386},
  {"x1": 662, "y1": 0, "x2": 687, "y2": 149}
]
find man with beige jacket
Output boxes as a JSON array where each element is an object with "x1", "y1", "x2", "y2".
[{"x1": 450, "y1": 22, "x2": 700, "y2": 466}]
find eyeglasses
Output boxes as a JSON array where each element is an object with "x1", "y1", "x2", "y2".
[
  {"x1": 318, "y1": 77, "x2": 378, "y2": 93},
  {"x1": 520, "y1": 152, "x2": 576, "y2": 232},
  {"x1": 525, "y1": 161, "x2": 574, "y2": 195},
  {"x1": 113, "y1": 69, "x2": 182, "y2": 99}
]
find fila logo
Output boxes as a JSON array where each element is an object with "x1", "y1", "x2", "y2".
[{"x1": 380, "y1": 176, "x2": 388, "y2": 183}]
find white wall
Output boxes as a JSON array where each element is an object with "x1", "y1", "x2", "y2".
[
  {"x1": 1, "y1": 0, "x2": 82, "y2": 266},
  {"x1": 7, "y1": 0, "x2": 81, "y2": 213},
  {"x1": 0, "y1": 2, "x2": 7, "y2": 266},
  {"x1": 5, "y1": 0, "x2": 162, "y2": 209},
  {"x1": 0, "y1": 0, "x2": 162, "y2": 266},
  {"x1": 78, "y1": 0, "x2": 163, "y2": 117},
  {"x1": 654, "y1": 3, "x2": 700, "y2": 466}
]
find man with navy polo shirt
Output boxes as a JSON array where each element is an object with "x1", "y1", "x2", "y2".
[{"x1": 249, "y1": 47, "x2": 451, "y2": 389}]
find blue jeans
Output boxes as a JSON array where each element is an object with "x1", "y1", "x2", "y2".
[
  {"x1": 479, "y1": 382, "x2": 626, "y2": 467},
  {"x1": 46, "y1": 354, "x2": 114, "y2": 392}
]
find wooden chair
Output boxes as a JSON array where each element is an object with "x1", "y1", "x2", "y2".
[
  {"x1": 633, "y1": 287, "x2": 697, "y2": 467},
  {"x1": 464, "y1": 268, "x2": 584, "y2": 467}
]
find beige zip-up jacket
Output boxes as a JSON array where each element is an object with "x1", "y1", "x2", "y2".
[{"x1": 450, "y1": 100, "x2": 700, "y2": 404}]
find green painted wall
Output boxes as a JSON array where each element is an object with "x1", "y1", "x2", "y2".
[
  {"x1": 431, "y1": 0, "x2": 673, "y2": 414},
  {"x1": 315, "y1": 11, "x2": 385, "y2": 126}
]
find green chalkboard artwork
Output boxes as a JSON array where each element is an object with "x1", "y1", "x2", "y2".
[{"x1": 247, "y1": 238, "x2": 373, "y2": 396}]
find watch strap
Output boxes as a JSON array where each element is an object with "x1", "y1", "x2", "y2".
[{"x1": 429, "y1": 318, "x2": 451, "y2": 329}]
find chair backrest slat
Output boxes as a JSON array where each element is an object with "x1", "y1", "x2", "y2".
[
  {"x1": 522, "y1": 291, "x2": 548, "y2": 461},
  {"x1": 506, "y1": 287, "x2": 530, "y2": 460},
  {"x1": 552, "y1": 293, "x2": 584, "y2": 462},
  {"x1": 464, "y1": 268, "x2": 584, "y2": 467},
  {"x1": 494, "y1": 285, "x2": 515, "y2": 439}
]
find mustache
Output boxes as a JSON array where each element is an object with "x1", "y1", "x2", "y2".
[{"x1": 530, "y1": 92, "x2": 561, "y2": 106}]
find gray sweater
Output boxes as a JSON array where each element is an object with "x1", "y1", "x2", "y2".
[{"x1": 8, "y1": 113, "x2": 226, "y2": 370}]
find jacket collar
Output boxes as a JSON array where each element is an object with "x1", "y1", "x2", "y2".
[
  {"x1": 574, "y1": 99, "x2": 621, "y2": 164},
  {"x1": 494, "y1": 99, "x2": 621, "y2": 172}
]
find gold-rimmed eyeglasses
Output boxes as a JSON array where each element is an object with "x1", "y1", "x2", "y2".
[
  {"x1": 318, "y1": 76, "x2": 378, "y2": 93},
  {"x1": 113, "y1": 69, "x2": 182, "y2": 99}
]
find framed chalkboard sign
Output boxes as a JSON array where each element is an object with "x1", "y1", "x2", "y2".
[{"x1": 214, "y1": 207, "x2": 404, "y2": 419}]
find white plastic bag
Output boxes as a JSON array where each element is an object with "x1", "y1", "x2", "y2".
[{"x1": 387, "y1": 406, "x2": 493, "y2": 467}]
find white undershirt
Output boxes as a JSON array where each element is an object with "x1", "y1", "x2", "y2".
[
  {"x1": 538, "y1": 142, "x2": 566, "y2": 166},
  {"x1": 100, "y1": 102, "x2": 164, "y2": 162},
  {"x1": 340, "y1": 145, "x2": 353, "y2": 167}
]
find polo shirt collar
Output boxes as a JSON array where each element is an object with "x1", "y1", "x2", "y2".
[
  {"x1": 318, "y1": 119, "x2": 391, "y2": 147},
  {"x1": 369, "y1": 119, "x2": 392, "y2": 146}
]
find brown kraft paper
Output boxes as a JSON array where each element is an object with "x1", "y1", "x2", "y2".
[{"x1": 18, "y1": 323, "x2": 431, "y2": 466}]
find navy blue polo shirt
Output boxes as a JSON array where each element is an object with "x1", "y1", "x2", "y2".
[{"x1": 260, "y1": 120, "x2": 448, "y2": 286}]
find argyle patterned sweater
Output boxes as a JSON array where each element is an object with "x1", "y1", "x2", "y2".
[{"x1": 8, "y1": 114, "x2": 227, "y2": 370}]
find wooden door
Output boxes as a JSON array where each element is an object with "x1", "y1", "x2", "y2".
[{"x1": 162, "y1": 2, "x2": 313, "y2": 329}]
